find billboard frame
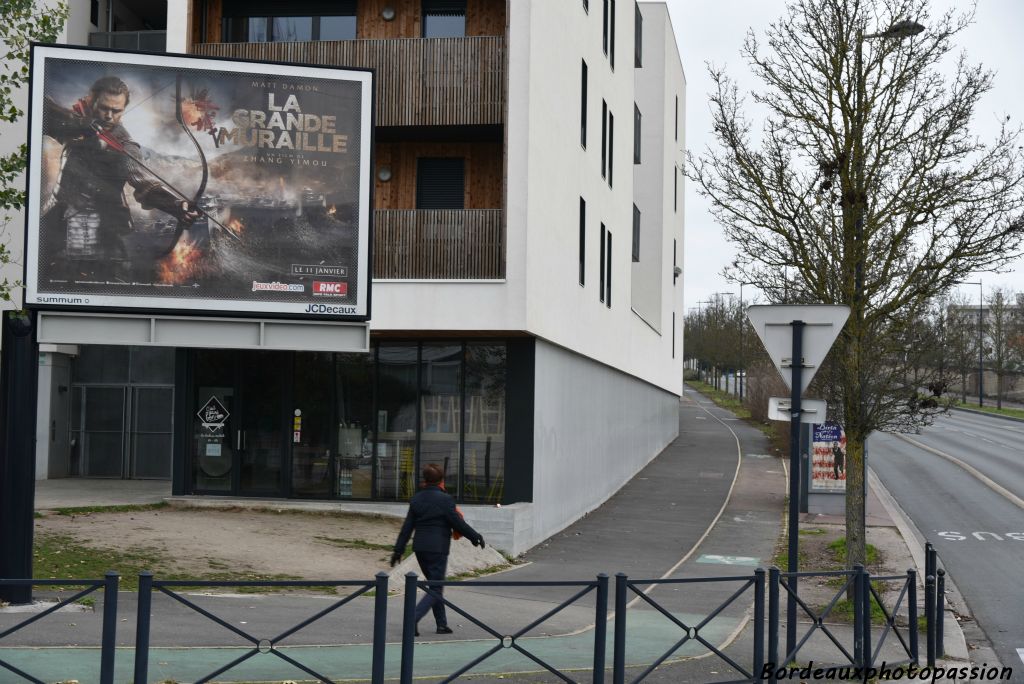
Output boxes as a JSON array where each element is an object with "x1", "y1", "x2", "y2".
[{"x1": 22, "y1": 43, "x2": 375, "y2": 323}]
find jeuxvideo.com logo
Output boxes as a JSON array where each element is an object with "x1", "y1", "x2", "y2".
[
  {"x1": 252, "y1": 281, "x2": 304, "y2": 292},
  {"x1": 763, "y1": 661, "x2": 1012, "y2": 681}
]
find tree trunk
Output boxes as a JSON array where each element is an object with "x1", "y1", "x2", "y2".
[
  {"x1": 997, "y1": 373, "x2": 1003, "y2": 409},
  {"x1": 844, "y1": 436, "x2": 867, "y2": 573}
]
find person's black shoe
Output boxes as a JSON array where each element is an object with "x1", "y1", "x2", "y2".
[{"x1": 436, "y1": 626, "x2": 454, "y2": 634}]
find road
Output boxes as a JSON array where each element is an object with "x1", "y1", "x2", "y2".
[{"x1": 870, "y1": 410, "x2": 1024, "y2": 672}]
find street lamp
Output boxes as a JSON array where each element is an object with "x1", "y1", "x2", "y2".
[{"x1": 958, "y1": 280, "x2": 984, "y2": 406}]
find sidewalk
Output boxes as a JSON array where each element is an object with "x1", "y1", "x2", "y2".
[{"x1": 5, "y1": 390, "x2": 969, "y2": 682}]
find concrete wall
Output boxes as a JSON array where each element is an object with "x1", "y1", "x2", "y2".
[{"x1": 528, "y1": 338, "x2": 679, "y2": 550}]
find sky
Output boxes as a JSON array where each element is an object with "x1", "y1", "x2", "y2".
[{"x1": 665, "y1": 0, "x2": 1024, "y2": 313}]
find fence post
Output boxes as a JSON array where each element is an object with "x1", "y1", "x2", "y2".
[
  {"x1": 907, "y1": 569, "x2": 918, "y2": 664},
  {"x1": 372, "y1": 572, "x2": 388, "y2": 684},
  {"x1": 925, "y1": 543, "x2": 935, "y2": 583},
  {"x1": 768, "y1": 567, "x2": 779, "y2": 684},
  {"x1": 753, "y1": 568, "x2": 766, "y2": 681},
  {"x1": 936, "y1": 569, "x2": 945, "y2": 659},
  {"x1": 593, "y1": 574, "x2": 608, "y2": 684},
  {"x1": 134, "y1": 572, "x2": 153, "y2": 684},
  {"x1": 861, "y1": 567, "x2": 872, "y2": 672},
  {"x1": 924, "y1": 573, "x2": 935, "y2": 668},
  {"x1": 99, "y1": 571, "x2": 119, "y2": 684},
  {"x1": 852, "y1": 564, "x2": 864, "y2": 669},
  {"x1": 400, "y1": 572, "x2": 418, "y2": 684},
  {"x1": 612, "y1": 573, "x2": 627, "y2": 684}
]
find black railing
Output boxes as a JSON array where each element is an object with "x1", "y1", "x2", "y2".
[
  {"x1": 89, "y1": 30, "x2": 167, "y2": 52},
  {"x1": 1, "y1": 557, "x2": 947, "y2": 683},
  {"x1": 0, "y1": 573, "x2": 119, "y2": 684}
]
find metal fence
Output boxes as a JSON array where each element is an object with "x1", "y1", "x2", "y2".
[{"x1": 1, "y1": 552, "x2": 952, "y2": 684}]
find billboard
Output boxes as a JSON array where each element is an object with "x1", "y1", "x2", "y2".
[
  {"x1": 24, "y1": 45, "x2": 372, "y2": 320},
  {"x1": 809, "y1": 422, "x2": 846, "y2": 493}
]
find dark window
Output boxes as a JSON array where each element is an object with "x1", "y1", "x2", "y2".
[
  {"x1": 606, "y1": 231, "x2": 612, "y2": 307},
  {"x1": 423, "y1": 0, "x2": 467, "y2": 38},
  {"x1": 633, "y1": 104, "x2": 641, "y2": 164},
  {"x1": 416, "y1": 158, "x2": 465, "y2": 209},
  {"x1": 221, "y1": 1, "x2": 357, "y2": 42},
  {"x1": 599, "y1": 223, "x2": 606, "y2": 303},
  {"x1": 601, "y1": 99, "x2": 608, "y2": 178},
  {"x1": 672, "y1": 312, "x2": 676, "y2": 358},
  {"x1": 583, "y1": 0, "x2": 589, "y2": 12},
  {"x1": 674, "y1": 166, "x2": 678, "y2": 212},
  {"x1": 608, "y1": 110, "x2": 614, "y2": 187},
  {"x1": 635, "y1": 3, "x2": 642, "y2": 68},
  {"x1": 90, "y1": 0, "x2": 99, "y2": 26},
  {"x1": 609, "y1": 0, "x2": 616, "y2": 69},
  {"x1": 675, "y1": 95, "x2": 679, "y2": 141},
  {"x1": 632, "y1": 205, "x2": 640, "y2": 262},
  {"x1": 673, "y1": 238, "x2": 678, "y2": 283},
  {"x1": 579, "y1": 197, "x2": 587, "y2": 286},
  {"x1": 581, "y1": 61, "x2": 588, "y2": 148},
  {"x1": 602, "y1": 0, "x2": 609, "y2": 55}
]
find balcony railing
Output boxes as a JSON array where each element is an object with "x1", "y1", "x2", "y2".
[
  {"x1": 89, "y1": 31, "x2": 166, "y2": 52},
  {"x1": 374, "y1": 209, "x2": 504, "y2": 280},
  {"x1": 193, "y1": 37, "x2": 505, "y2": 127}
]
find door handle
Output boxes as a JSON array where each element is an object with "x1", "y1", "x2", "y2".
[
  {"x1": 241, "y1": 430, "x2": 246, "y2": 450},
  {"x1": 236, "y1": 430, "x2": 242, "y2": 450}
]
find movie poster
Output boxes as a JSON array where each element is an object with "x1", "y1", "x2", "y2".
[
  {"x1": 24, "y1": 46, "x2": 372, "y2": 319},
  {"x1": 810, "y1": 422, "x2": 846, "y2": 493}
]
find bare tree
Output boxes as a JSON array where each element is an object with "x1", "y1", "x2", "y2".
[
  {"x1": 985, "y1": 287, "x2": 1018, "y2": 409},
  {"x1": 686, "y1": 0, "x2": 1024, "y2": 566}
]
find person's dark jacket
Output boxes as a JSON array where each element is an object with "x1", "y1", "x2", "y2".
[{"x1": 394, "y1": 485, "x2": 482, "y2": 555}]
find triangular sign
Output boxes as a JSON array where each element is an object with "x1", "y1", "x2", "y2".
[{"x1": 746, "y1": 305, "x2": 850, "y2": 394}]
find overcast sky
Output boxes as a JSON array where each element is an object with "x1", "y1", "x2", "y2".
[{"x1": 665, "y1": 0, "x2": 1024, "y2": 313}]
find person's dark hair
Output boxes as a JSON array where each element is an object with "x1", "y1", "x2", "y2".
[
  {"x1": 422, "y1": 463, "x2": 444, "y2": 485},
  {"x1": 90, "y1": 76, "x2": 131, "y2": 106}
]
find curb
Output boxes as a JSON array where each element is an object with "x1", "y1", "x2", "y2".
[
  {"x1": 951, "y1": 405, "x2": 1024, "y2": 424},
  {"x1": 868, "y1": 468, "x2": 971, "y2": 662}
]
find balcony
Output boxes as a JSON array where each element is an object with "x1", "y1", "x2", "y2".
[
  {"x1": 374, "y1": 209, "x2": 503, "y2": 280},
  {"x1": 89, "y1": 31, "x2": 167, "y2": 52},
  {"x1": 192, "y1": 36, "x2": 505, "y2": 127}
]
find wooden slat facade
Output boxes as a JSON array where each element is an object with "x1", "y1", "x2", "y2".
[
  {"x1": 374, "y1": 209, "x2": 503, "y2": 279},
  {"x1": 192, "y1": 36, "x2": 505, "y2": 127}
]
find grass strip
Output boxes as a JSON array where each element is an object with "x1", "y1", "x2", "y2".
[{"x1": 956, "y1": 402, "x2": 1024, "y2": 420}]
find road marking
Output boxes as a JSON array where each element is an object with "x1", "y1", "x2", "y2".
[
  {"x1": 1017, "y1": 648, "x2": 1024, "y2": 666},
  {"x1": 696, "y1": 554, "x2": 761, "y2": 567},
  {"x1": 695, "y1": 416, "x2": 707, "y2": 420},
  {"x1": 745, "y1": 453, "x2": 773, "y2": 459},
  {"x1": 893, "y1": 434, "x2": 1024, "y2": 511}
]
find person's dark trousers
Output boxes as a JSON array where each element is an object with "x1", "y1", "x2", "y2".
[{"x1": 414, "y1": 551, "x2": 449, "y2": 628}]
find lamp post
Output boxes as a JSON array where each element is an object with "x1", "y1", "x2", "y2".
[
  {"x1": 737, "y1": 281, "x2": 754, "y2": 401},
  {"x1": 957, "y1": 281, "x2": 983, "y2": 405}
]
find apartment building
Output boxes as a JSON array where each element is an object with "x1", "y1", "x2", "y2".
[{"x1": 12, "y1": 0, "x2": 685, "y2": 554}]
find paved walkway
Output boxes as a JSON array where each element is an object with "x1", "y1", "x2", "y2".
[{"x1": 6, "y1": 390, "x2": 966, "y2": 682}]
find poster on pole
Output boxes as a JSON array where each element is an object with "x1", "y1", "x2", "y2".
[
  {"x1": 24, "y1": 45, "x2": 373, "y2": 320},
  {"x1": 810, "y1": 422, "x2": 846, "y2": 493}
]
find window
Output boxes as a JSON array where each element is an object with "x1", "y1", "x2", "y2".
[
  {"x1": 579, "y1": 198, "x2": 587, "y2": 286},
  {"x1": 608, "y1": 111, "x2": 614, "y2": 187},
  {"x1": 606, "y1": 231, "x2": 612, "y2": 307},
  {"x1": 672, "y1": 312, "x2": 676, "y2": 358},
  {"x1": 581, "y1": 61, "x2": 588, "y2": 148},
  {"x1": 602, "y1": 0, "x2": 609, "y2": 55},
  {"x1": 599, "y1": 223, "x2": 606, "y2": 303},
  {"x1": 633, "y1": 104, "x2": 641, "y2": 164},
  {"x1": 583, "y1": 0, "x2": 589, "y2": 12},
  {"x1": 416, "y1": 158, "x2": 465, "y2": 209},
  {"x1": 675, "y1": 95, "x2": 679, "y2": 141},
  {"x1": 610, "y1": 0, "x2": 616, "y2": 69},
  {"x1": 90, "y1": 0, "x2": 99, "y2": 26},
  {"x1": 423, "y1": 0, "x2": 467, "y2": 38},
  {"x1": 632, "y1": 205, "x2": 640, "y2": 262},
  {"x1": 673, "y1": 239, "x2": 679, "y2": 283},
  {"x1": 601, "y1": 99, "x2": 608, "y2": 178},
  {"x1": 674, "y1": 166, "x2": 678, "y2": 212},
  {"x1": 635, "y1": 3, "x2": 642, "y2": 68},
  {"x1": 221, "y1": 1, "x2": 357, "y2": 42}
]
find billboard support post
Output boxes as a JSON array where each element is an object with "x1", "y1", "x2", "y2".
[{"x1": 0, "y1": 310, "x2": 39, "y2": 604}]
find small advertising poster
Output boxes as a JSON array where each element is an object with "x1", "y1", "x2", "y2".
[
  {"x1": 24, "y1": 45, "x2": 372, "y2": 319},
  {"x1": 810, "y1": 422, "x2": 846, "y2": 493}
]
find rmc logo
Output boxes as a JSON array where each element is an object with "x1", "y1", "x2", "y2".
[{"x1": 312, "y1": 281, "x2": 348, "y2": 296}]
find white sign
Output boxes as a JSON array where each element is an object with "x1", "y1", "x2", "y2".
[
  {"x1": 767, "y1": 397, "x2": 828, "y2": 424},
  {"x1": 746, "y1": 305, "x2": 850, "y2": 394}
]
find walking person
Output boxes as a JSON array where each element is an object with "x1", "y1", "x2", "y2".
[
  {"x1": 831, "y1": 441, "x2": 845, "y2": 480},
  {"x1": 391, "y1": 463, "x2": 485, "y2": 635}
]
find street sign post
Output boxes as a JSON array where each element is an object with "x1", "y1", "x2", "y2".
[{"x1": 746, "y1": 304, "x2": 850, "y2": 658}]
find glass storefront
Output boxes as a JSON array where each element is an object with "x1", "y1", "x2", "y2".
[{"x1": 187, "y1": 340, "x2": 508, "y2": 503}]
